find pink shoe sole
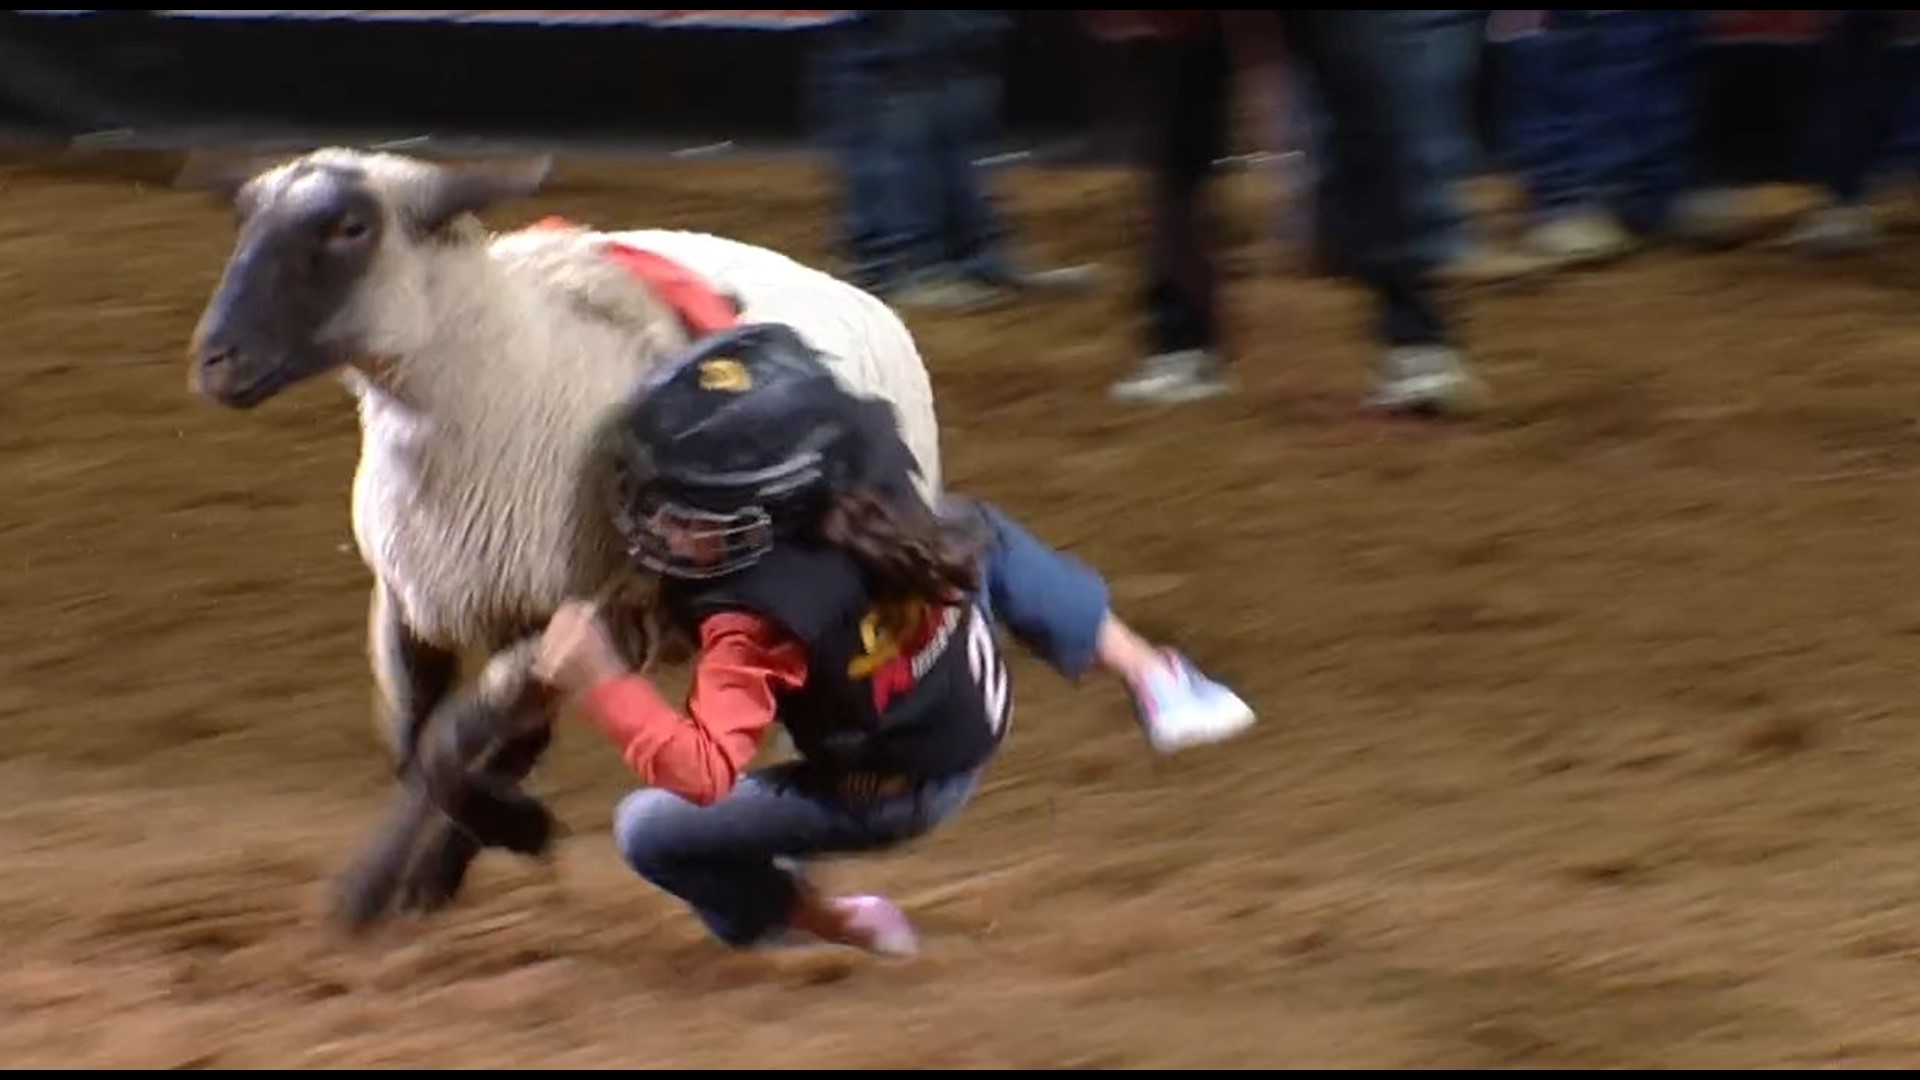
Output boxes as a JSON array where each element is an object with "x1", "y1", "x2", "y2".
[{"x1": 833, "y1": 894, "x2": 920, "y2": 959}]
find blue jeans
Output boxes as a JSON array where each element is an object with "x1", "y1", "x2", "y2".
[
  {"x1": 1494, "y1": 10, "x2": 1704, "y2": 234},
  {"x1": 1801, "y1": 11, "x2": 1911, "y2": 205},
  {"x1": 614, "y1": 498, "x2": 1109, "y2": 947},
  {"x1": 1308, "y1": 11, "x2": 1488, "y2": 265},
  {"x1": 806, "y1": 12, "x2": 1013, "y2": 290}
]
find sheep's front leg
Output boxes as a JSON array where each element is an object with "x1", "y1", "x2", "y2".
[
  {"x1": 396, "y1": 641, "x2": 561, "y2": 915},
  {"x1": 369, "y1": 580, "x2": 459, "y2": 771},
  {"x1": 331, "y1": 641, "x2": 557, "y2": 934}
]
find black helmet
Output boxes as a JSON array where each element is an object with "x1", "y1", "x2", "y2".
[{"x1": 608, "y1": 321, "x2": 918, "y2": 579}]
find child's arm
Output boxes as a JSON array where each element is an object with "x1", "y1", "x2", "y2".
[{"x1": 539, "y1": 604, "x2": 809, "y2": 805}]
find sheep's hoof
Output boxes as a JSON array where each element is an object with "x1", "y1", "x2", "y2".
[
  {"x1": 328, "y1": 784, "x2": 436, "y2": 936},
  {"x1": 391, "y1": 795, "x2": 565, "y2": 917},
  {"x1": 393, "y1": 824, "x2": 481, "y2": 916}
]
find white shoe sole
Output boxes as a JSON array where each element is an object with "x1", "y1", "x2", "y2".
[{"x1": 1146, "y1": 696, "x2": 1258, "y2": 754}]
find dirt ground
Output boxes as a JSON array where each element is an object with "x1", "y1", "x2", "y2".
[{"x1": 4, "y1": 149, "x2": 1920, "y2": 1069}]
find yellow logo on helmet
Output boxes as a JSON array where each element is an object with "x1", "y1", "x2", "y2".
[{"x1": 698, "y1": 358, "x2": 752, "y2": 393}]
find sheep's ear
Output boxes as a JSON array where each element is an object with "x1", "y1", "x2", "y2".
[
  {"x1": 171, "y1": 149, "x2": 287, "y2": 204},
  {"x1": 412, "y1": 156, "x2": 554, "y2": 235}
]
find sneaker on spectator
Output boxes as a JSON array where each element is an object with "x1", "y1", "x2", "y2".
[
  {"x1": 1520, "y1": 207, "x2": 1639, "y2": 268},
  {"x1": 888, "y1": 274, "x2": 1009, "y2": 313},
  {"x1": 1666, "y1": 186, "x2": 1767, "y2": 247},
  {"x1": 1782, "y1": 204, "x2": 1883, "y2": 255},
  {"x1": 1109, "y1": 349, "x2": 1231, "y2": 406},
  {"x1": 1367, "y1": 344, "x2": 1487, "y2": 418},
  {"x1": 1435, "y1": 240, "x2": 1557, "y2": 286},
  {"x1": 970, "y1": 262, "x2": 1103, "y2": 293}
]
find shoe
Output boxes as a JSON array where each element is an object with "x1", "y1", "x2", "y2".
[
  {"x1": 1782, "y1": 205, "x2": 1883, "y2": 256},
  {"x1": 1665, "y1": 187, "x2": 1768, "y2": 248},
  {"x1": 761, "y1": 892, "x2": 920, "y2": 958},
  {"x1": 1131, "y1": 651, "x2": 1257, "y2": 755},
  {"x1": 1109, "y1": 349, "x2": 1232, "y2": 406},
  {"x1": 1519, "y1": 208, "x2": 1639, "y2": 268},
  {"x1": 829, "y1": 895, "x2": 920, "y2": 958},
  {"x1": 888, "y1": 276, "x2": 1010, "y2": 313},
  {"x1": 974, "y1": 262, "x2": 1103, "y2": 292},
  {"x1": 1366, "y1": 344, "x2": 1488, "y2": 418},
  {"x1": 1434, "y1": 242, "x2": 1556, "y2": 287}
]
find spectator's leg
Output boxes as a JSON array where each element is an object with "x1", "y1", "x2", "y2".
[
  {"x1": 1392, "y1": 8, "x2": 1550, "y2": 285},
  {"x1": 880, "y1": 41, "x2": 1006, "y2": 311},
  {"x1": 935, "y1": 38, "x2": 1014, "y2": 284},
  {"x1": 1885, "y1": 24, "x2": 1920, "y2": 173},
  {"x1": 1282, "y1": 9, "x2": 1486, "y2": 416},
  {"x1": 1108, "y1": 26, "x2": 1236, "y2": 406},
  {"x1": 1393, "y1": 9, "x2": 1476, "y2": 264},
  {"x1": 934, "y1": 37, "x2": 1103, "y2": 297},
  {"x1": 871, "y1": 18, "x2": 954, "y2": 295},
  {"x1": 1297, "y1": 67, "x2": 1361, "y2": 278},
  {"x1": 1495, "y1": 11, "x2": 1638, "y2": 266},
  {"x1": 1593, "y1": 10, "x2": 1709, "y2": 237},
  {"x1": 806, "y1": 19, "x2": 909, "y2": 294},
  {"x1": 1788, "y1": 10, "x2": 1900, "y2": 253}
]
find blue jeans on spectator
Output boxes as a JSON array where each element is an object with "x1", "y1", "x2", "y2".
[
  {"x1": 1308, "y1": 10, "x2": 1488, "y2": 268},
  {"x1": 1803, "y1": 10, "x2": 1912, "y2": 205},
  {"x1": 1282, "y1": 10, "x2": 1452, "y2": 346},
  {"x1": 806, "y1": 12, "x2": 1015, "y2": 292},
  {"x1": 1494, "y1": 9, "x2": 1704, "y2": 235},
  {"x1": 1127, "y1": 10, "x2": 1451, "y2": 354},
  {"x1": 613, "y1": 498, "x2": 1110, "y2": 947}
]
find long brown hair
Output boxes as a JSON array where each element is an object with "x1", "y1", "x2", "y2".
[{"x1": 817, "y1": 486, "x2": 984, "y2": 610}]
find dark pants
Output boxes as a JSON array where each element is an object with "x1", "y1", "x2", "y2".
[
  {"x1": 1803, "y1": 11, "x2": 1912, "y2": 205},
  {"x1": 1121, "y1": 10, "x2": 1450, "y2": 356},
  {"x1": 1494, "y1": 10, "x2": 1703, "y2": 234},
  {"x1": 614, "y1": 499, "x2": 1110, "y2": 947},
  {"x1": 807, "y1": 12, "x2": 1014, "y2": 291},
  {"x1": 1308, "y1": 10, "x2": 1489, "y2": 266}
]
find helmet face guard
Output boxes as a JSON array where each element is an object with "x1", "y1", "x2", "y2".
[{"x1": 611, "y1": 451, "x2": 825, "y2": 579}]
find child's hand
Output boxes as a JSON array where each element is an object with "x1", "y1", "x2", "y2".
[{"x1": 533, "y1": 601, "x2": 629, "y2": 697}]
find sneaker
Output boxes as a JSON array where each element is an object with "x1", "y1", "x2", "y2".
[
  {"x1": 760, "y1": 893, "x2": 920, "y2": 958},
  {"x1": 889, "y1": 275, "x2": 1010, "y2": 313},
  {"x1": 1109, "y1": 349, "x2": 1231, "y2": 406},
  {"x1": 974, "y1": 262, "x2": 1103, "y2": 292},
  {"x1": 1782, "y1": 205, "x2": 1883, "y2": 256},
  {"x1": 1434, "y1": 241, "x2": 1557, "y2": 287},
  {"x1": 1132, "y1": 651, "x2": 1257, "y2": 755},
  {"x1": 1665, "y1": 186, "x2": 1767, "y2": 248},
  {"x1": 829, "y1": 895, "x2": 920, "y2": 958},
  {"x1": 1367, "y1": 344, "x2": 1487, "y2": 418},
  {"x1": 1520, "y1": 207, "x2": 1639, "y2": 268}
]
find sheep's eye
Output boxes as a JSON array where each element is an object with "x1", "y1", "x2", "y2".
[{"x1": 327, "y1": 217, "x2": 370, "y2": 245}]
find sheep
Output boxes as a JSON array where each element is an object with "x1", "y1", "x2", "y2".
[{"x1": 178, "y1": 147, "x2": 946, "y2": 932}]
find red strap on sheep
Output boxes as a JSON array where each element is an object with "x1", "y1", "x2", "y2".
[
  {"x1": 599, "y1": 243, "x2": 741, "y2": 338},
  {"x1": 521, "y1": 215, "x2": 742, "y2": 338}
]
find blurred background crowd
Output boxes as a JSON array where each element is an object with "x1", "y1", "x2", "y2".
[{"x1": 803, "y1": 10, "x2": 1920, "y2": 413}]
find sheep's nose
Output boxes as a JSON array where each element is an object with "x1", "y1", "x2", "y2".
[{"x1": 191, "y1": 340, "x2": 241, "y2": 397}]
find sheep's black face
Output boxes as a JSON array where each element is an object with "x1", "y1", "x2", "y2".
[{"x1": 190, "y1": 162, "x2": 383, "y2": 409}]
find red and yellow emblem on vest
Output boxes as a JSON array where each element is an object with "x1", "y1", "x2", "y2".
[{"x1": 848, "y1": 599, "x2": 964, "y2": 714}]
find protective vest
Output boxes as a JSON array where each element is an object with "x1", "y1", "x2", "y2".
[{"x1": 664, "y1": 542, "x2": 1013, "y2": 779}]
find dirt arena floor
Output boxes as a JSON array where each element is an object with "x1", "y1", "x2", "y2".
[{"x1": 4, "y1": 148, "x2": 1920, "y2": 1068}]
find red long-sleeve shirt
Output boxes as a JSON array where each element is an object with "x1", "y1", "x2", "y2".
[{"x1": 579, "y1": 611, "x2": 809, "y2": 806}]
